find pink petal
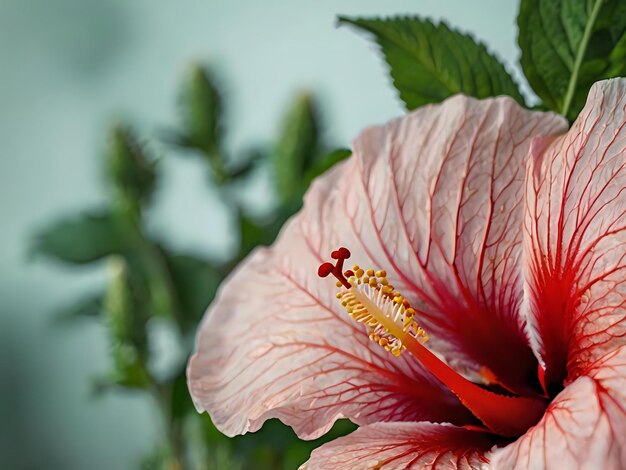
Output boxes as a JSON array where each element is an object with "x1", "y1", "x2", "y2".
[
  {"x1": 491, "y1": 344, "x2": 626, "y2": 469},
  {"x1": 188, "y1": 94, "x2": 565, "y2": 439},
  {"x1": 303, "y1": 422, "x2": 493, "y2": 470},
  {"x1": 351, "y1": 96, "x2": 565, "y2": 391},
  {"x1": 524, "y1": 79, "x2": 626, "y2": 391},
  {"x1": 188, "y1": 161, "x2": 473, "y2": 439}
]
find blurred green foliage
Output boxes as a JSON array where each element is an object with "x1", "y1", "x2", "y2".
[
  {"x1": 29, "y1": 2, "x2": 623, "y2": 468},
  {"x1": 32, "y1": 63, "x2": 352, "y2": 469}
]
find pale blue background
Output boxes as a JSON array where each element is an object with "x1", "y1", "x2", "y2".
[{"x1": 0, "y1": 1, "x2": 525, "y2": 468}]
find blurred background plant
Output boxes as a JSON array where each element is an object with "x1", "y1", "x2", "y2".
[
  {"x1": 30, "y1": 64, "x2": 354, "y2": 469},
  {"x1": 12, "y1": 0, "x2": 625, "y2": 468}
]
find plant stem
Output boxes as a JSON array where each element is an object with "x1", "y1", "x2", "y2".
[
  {"x1": 150, "y1": 383, "x2": 185, "y2": 469},
  {"x1": 116, "y1": 202, "x2": 187, "y2": 466}
]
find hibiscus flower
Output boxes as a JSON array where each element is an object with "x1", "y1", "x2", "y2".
[{"x1": 188, "y1": 79, "x2": 626, "y2": 469}]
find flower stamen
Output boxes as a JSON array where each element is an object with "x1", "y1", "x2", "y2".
[
  {"x1": 318, "y1": 247, "x2": 548, "y2": 438},
  {"x1": 336, "y1": 267, "x2": 429, "y2": 357}
]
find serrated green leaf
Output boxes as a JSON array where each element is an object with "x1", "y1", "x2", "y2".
[
  {"x1": 31, "y1": 210, "x2": 132, "y2": 264},
  {"x1": 107, "y1": 126, "x2": 157, "y2": 209},
  {"x1": 273, "y1": 93, "x2": 320, "y2": 205},
  {"x1": 518, "y1": 0, "x2": 626, "y2": 120},
  {"x1": 339, "y1": 16, "x2": 525, "y2": 109}
]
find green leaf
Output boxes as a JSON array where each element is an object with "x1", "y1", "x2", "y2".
[
  {"x1": 31, "y1": 210, "x2": 132, "y2": 264},
  {"x1": 518, "y1": 0, "x2": 626, "y2": 120},
  {"x1": 107, "y1": 126, "x2": 157, "y2": 209},
  {"x1": 339, "y1": 16, "x2": 525, "y2": 110},
  {"x1": 226, "y1": 419, "x2": 357, "y2": 470},
  {"x1": 226, "y1": 148, "x2": 263, "y2": 180},
  {"x1": 238, "y1": 211, "x2": 288, "y2": 260},
  {"x1": 53, "y1": 293, "x2": 104, "y2": 323},
  {"x1": 169, "y1": 367, "x2": 193, "y2": 423},
  {"x1": 304, "y1": 148, "x2": 351, "y2": 186},
  {"x1": 239, "y1": 213, "x2": 269, "y2": 256},
  {"x1": 273, "y1": 93, "x2": 320, "y2": 205},
  {"x1": 92, "y1": 365, "x2": 151, "y2": 393},
  {"x1": 164, "y1": 254, "x2": 222, "y2": 332}
]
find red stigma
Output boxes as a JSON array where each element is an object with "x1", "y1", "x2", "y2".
[
  {"x1": 317, "y1": 247, "x2": 352, "y2": 289},
  {"x1": 331, "y1": 247, "x2": 351, "y2": 260},
  {"x1": 317, "y1": 262, "x2": 335, "y2": 278}
]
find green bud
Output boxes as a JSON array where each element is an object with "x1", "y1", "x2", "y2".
[
  {"x1": 107, "y1": 125, "x2": 156, "y2": 211},
  {"x1": 273, "y1": 92, "x2": 320, "y2": 207},
  {"x1": 104, "y1": 256, "x2": 150, "y2": 388},
  {"x1": 179, "y1": 64, "x2": 223, "y2": 157}
]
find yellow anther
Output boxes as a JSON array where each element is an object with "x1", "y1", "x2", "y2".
[
  {"x1": 336, "y1": 280, "x2": 343, "y2": 288},
  {"x1": 352, "y1": 264, "x2": 360, "y2": 272},
  {"x1": 334, "y1": 265, "x2": 428, "y2": 358}
]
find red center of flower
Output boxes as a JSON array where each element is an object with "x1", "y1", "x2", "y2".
[{"x1": 318, "y1": 247, "x2": 548, "y2": 438}]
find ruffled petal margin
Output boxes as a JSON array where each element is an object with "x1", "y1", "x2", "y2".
[{"x1": 303, "y1": 422, "x2": 493, "y2": 470}]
